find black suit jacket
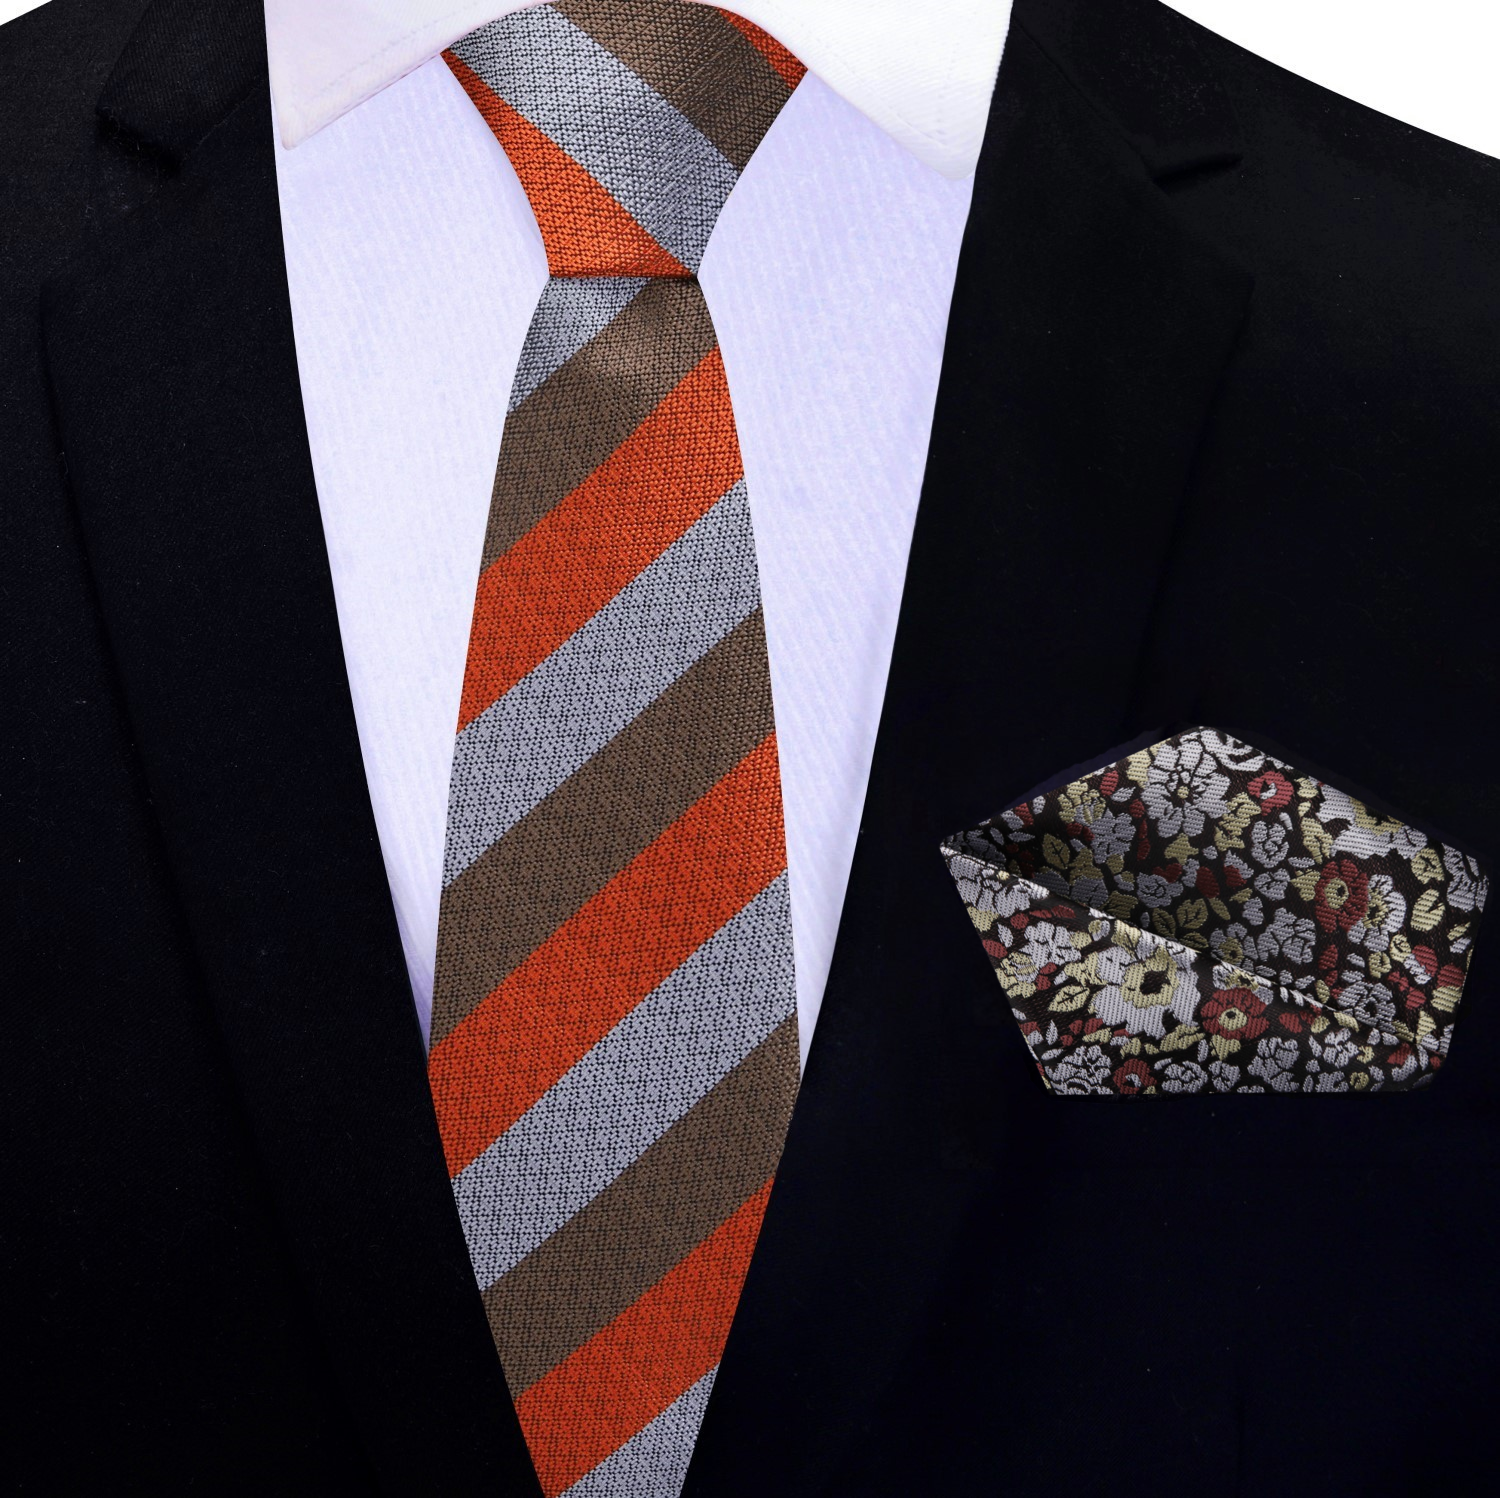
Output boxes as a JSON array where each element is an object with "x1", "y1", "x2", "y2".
[{"x1": 4, "y1": 1, "x2": 1497, "y2": 1492}]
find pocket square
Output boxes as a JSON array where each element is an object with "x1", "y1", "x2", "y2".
[{"x1": 941, "y1": 728, "x2": 1489, "y2": 1096}]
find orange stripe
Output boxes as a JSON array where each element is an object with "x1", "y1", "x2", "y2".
[
  {"x1": 430, "y1": 735, "x2": 786, "y2": 1176},
  {"x1": 444, "y1": 53, "x2": 689, "y2": 278},
  {"x1": 516, "y1": 1180, "x2": 773, "y2": 1496},
  {"x1": 457, "y1": 348, "x2": 741, "y2": 731},
  {"x1": 717, "y1": 12, "x2": 807, "y2": 89}
]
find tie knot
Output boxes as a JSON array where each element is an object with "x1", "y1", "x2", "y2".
[{"x1": 446, "y1": 1, "x2": 805, "y2": 278}]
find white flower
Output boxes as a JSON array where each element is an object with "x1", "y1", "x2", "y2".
[
  {"x1": 1158, "y1": 1059, "x2": 1208, "y2": 1093},
  {"x1": 1089, "y1": 931, "x2": 1200, "y2": 1038},
  {"x1": 1136, "y1": 872, "x2": 1183, "y2": 909},
  {"x1": 1306, "y1": 1070, "x2": 1350, "y2": 1093},
  {"x1": 1249, "y1": 1035, "x2": 1301, "y2": 1092},
  {"x1": 1250, "y1": 817, "x2": 1291, "y2": 868},
  {"x1": 1140, "y1": 737, "x2": 1232, "y2": 840},
  {"x1": 1347, "y1": 873, "x2": 1406, "y2": 952},
  {"x1": 1311, "y1": 1025, "x2": 1359, "y2": 1069},
  {"x1": 1194, "y1": 729, "x2": 1268, "y2": 776},
  {"x1": 1087, "y1": 810, "x2": 1136, "y2": 861},
  {"x1": 1208, "y1": 1059, "x2": 1241, "y2": 1091},
  {"x1": 1334, "y1": 978, "x2": 1397, "y2": 1045},
  {"x1": 1049, "y1": 1043, "x2": 1113, "y2": 1095},
  {"x1": 1021, "y1": 920, "x2": 1079, "y2": 970},
  {"x1": 1255, "y1": 907, "x2": 1317, "y2": 969},
  {"x1": 949, "y1": 855, "x2": 1034, "y2": 918},
  {"x1": 1318, "y1": 784, "x2": 1429, "y2": 861},
  {"x1": 1444, "y1": 847, "x2": 1488, "y2": 913}
]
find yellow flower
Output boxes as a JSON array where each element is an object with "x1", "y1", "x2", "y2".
[{"x1": 996, "y1": 955, "x2": 1039, "y2": 1002}]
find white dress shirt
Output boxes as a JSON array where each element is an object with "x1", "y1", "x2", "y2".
[{"x1": 267, "y1": 0, "x2": 1010, "y2": 1061}]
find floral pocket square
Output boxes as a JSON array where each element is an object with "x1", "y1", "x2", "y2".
[{"x1": 941, "y1": 729, "x2": 1489, "y2": 1095}]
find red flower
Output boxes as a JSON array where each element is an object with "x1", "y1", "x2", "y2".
[
  {"x1": 1100, "y1": 769, "x2": 1120, "y2": 797},
  {"x1": 1113, "y1": 1057, "x2": 1156, "y2": 1094},
  {"x1": 1200, "y1": 988, "x2": 1270, "y2": 1041},
  {"x1": 1313, "y1": 858, "x2": 1370, "y2": 934},
  {"x1": 1196, "y1": 866, "x2": 1221, "y2": 899},
  {"x1": 1248, "y1": 770, "x2": 1295, "y2": 814}
]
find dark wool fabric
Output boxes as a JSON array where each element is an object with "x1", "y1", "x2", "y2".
[{"x1": 3, "y1": 0, "x2": 1498, "y2": 1493}]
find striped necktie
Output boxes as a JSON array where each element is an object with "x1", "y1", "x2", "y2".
[{"x1": 428, "y1": 5, "x2": 804, "y2": 1493}]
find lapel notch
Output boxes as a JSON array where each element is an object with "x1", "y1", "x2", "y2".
[
  {"x1": 44, "y1": 3, "x2": 541, "y2": 1489},
  {"x1": 96, "y1": 0, "x2": 265, "y2": 161},
  {"x1": 1014, "y1": 0, "x2": 1244, "y2": 180}
]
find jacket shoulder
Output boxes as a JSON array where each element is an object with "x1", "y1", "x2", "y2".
[{"x1": 1015, "y1": 0, "x2": 1498, "y2": 198}]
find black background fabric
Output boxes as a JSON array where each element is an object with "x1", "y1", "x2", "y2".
[{"x1": 3, "y1": 0, "x2": 1496, "y2": 1493}]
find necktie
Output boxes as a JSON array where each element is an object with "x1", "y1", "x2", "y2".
[{"x1": 428, "y1": 5, "x2": 804, "y2": 1493}]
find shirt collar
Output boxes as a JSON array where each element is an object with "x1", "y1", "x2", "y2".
[{"x1": 265, "y1": 0, "x2": 1011, "y2": 179}]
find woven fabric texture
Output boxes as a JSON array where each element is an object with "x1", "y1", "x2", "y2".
[
  {"x1": 944, "y1": 728, "x2": 1490, "y2": 1097},
  {"x1": 430, "y1": 6, "x2": 805, "y2": 1493}
]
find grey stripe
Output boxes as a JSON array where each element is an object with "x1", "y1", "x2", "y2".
[
  {"x1": 451, "y1": 8, "x2": 740, "y2": 270},
  {"x1": 562, "y1": 1367, "x2": 718, "y2": 1498},
  {"x1": 443, "y1": 480, "x2": 758, "y2": 887},
  {"x1": 453, "y1": 875, "x2": 794, "y2": 1286},
  {"x1": 509, "y1": 278, "x2": 648, "y2": 413}
]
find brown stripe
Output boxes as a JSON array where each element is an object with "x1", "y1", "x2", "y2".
[
  {"x1": 555, "y1": 0, "x2": 794, "y2": 171},
  {"x1": 430, "y1": 607, "x2": 774, "y2": 1047},
  {"x1": 483, "y1": 1017, "x2": 798, "y2": 1395},
  {"x1": 482, "y1": 278, "x2": 718, "y2": 569}
]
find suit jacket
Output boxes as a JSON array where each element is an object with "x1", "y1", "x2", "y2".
[{"x1": 3, "y1": 0, "x2": 1497, "y2": 1492}]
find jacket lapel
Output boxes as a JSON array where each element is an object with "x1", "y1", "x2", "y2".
[
  {"x1": 689, "y1": 2, "x2": 1254, "y2": 1490},
  {"x1": 44, "y1": 3, "x2": 539, "y2": 1491},
  {"x1": 47, "y1": 0, "x2": 1254, "y2": 1488}
]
